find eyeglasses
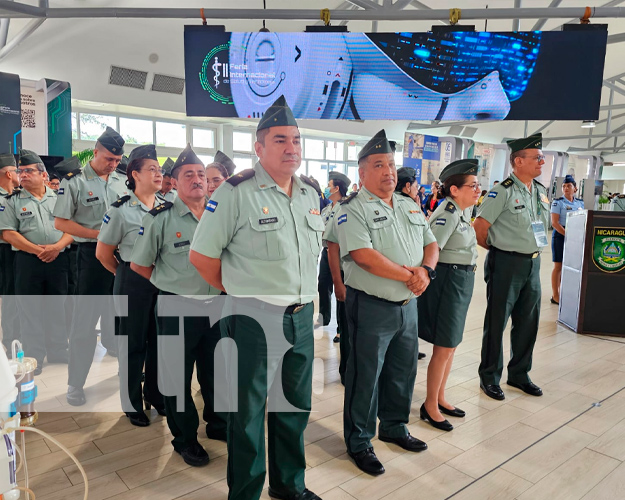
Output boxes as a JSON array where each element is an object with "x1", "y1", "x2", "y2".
[
  {"x1": 461, "y1": 183, "x2": 482, "y2": 191},
  {"x1": 522, "y1": 155, "x2": 546, "y2": 162},
  {"x1": 16, "y1": 168, "x2": 40, "y2": 175},
  {"x1": 144, "y1": 166, "x2": 163, "y2": 175}
]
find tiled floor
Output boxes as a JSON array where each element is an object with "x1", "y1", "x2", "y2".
[{"x1": 4, "y1": 245, "x2": 625, "y2": 499}]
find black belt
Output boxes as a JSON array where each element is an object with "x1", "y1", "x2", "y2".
[
  {"x1": 231, "y1": 297, "x2": 310, "y2": 315},
  {"x1": 492, "y1": 247, "x2": 540, "y2": 259},
  {"x1": 347, "y1": 286, "x2": 412, "y2": 307},
  {"x1": 438, "y1": 262, "x2": 477, "y2": 273},
  {"x1": 78, "y1": 242, "x2": 98, "y2": 248}
]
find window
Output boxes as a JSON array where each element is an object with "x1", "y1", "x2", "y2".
[
  {"x1": 197, "y1": 155, "x2": 214, "y2": 166},
  {"x1": 193, "y1": 128, "x2": 215, "y2": 149},
  {"x1": 71, "y1": 112, "x2": 78, "y2": 140},
  {"x1": 119, "y1": 117, "x2": 153, "y2": 145},
  {"x1": 304, "y1": 139, "x2": 325, "y2": 160},
  {"x1": 307, "y1": 161, "x2": 327, "y2": 186},
  {"x1": 156, "y1": 122, "x2": 186, "y2": 148},
  {"x1": 233, "y1": 131, "x2": 253, "y2": 152},
  {"x1": 394, "y1": 151, "x2": 404, "y2": 168},
  {"x1": 79, "y1": 113, "x2": 116, "y2": 141},
  {"x1": 347, "y1": 165, "x2": 359, "y2": 189},
  {"x1": 233, "y1": 154, "x2": 254, "y2": 173},
  {"x1": 347, "y1": 144, "x2": 361, "y2": 161},
  {"x1": 325, "y1": 141, "x2": 344, "y2": 161}
]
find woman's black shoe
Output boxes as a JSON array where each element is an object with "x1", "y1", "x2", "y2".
[
  {"x1": 420, "y1": 404, "x2": 453, "y2": 432},
  {"x1": 333, "y1": 334, "x2": 340, "y2": 343},
  {"x1": 550, "y1": 297, "x2": 559, "y2": 305},
  {"x1": 144, "y1": 399, "x2": 166, "y2": 416},
  {"x1": 126, "y1": 411, "x2": 150, "y2": 427},
  {"x1": 418, "y1": 352, "x2": 426, "y2": 360},
  {"x1": 438, "y1": 404, "x2": 466, "y2": 418}
]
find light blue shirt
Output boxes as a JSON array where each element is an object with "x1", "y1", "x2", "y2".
[{"x1": 550, "y1": 197, "x2": 584, "y2": 227}]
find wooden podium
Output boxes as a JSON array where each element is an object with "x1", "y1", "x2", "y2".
[{"x1": 559, "y1": 210, "x2": 625, "y2": 336}]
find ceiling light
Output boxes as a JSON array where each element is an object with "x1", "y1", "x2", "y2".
[{"x1": 581, "y1": 120, "x2": 596, "y2": 128}]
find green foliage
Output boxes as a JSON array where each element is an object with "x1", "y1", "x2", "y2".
[{"x1": 73, "y1": 149, "x2": 94, "y2": 166}]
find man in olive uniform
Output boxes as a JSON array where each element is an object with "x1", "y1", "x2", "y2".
[
  {"x1": 190, "y1": 96, "x2": 323, "y2": 500},
  {"x1": 0, "y1": 152, "x2": 21, "y2": 351},
  {"x1": 54, "y1": 127, "x2": 130, "y2": 406},
  {"x1": 611, "y1": 193, "x2": 625, "y2": 211},
  {"x1": 338, "y1": 130, "x2": 439, "y2": 476},
  {"x1": 158, "y1": 157, "x2": 177, "y2": 202},
  {"x1": 0, "y1": 150, "x2": 74, "y2": 374},
  {"x1": 473, "y1": 133, "x2": 550, "y2": 401},
  {"x1": 131, "y1": 144, "x2": 227, "y2": 466}
]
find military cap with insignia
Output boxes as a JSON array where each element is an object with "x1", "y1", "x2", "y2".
[
  {"x1": 54, "y1": 156, "x2": 82, "y2": 176},
  {"x1": 18, "y1": 149, "x2": 43, "y2": 167},
  {"x1": 396, "y1": 167, "x2": 417, "y2": 186},
  {"x1": 0, "y1": 152, "x2": 16, "y2": 168},
  {"x1": 358, "y1": 129, "x2": 397, "y2": 161},
  {"x1": 172, "y1": 144, "x2": 204, "y2": 177},
  {"x1": 507, "y1": 133, "x2": 542, "y2": 153},
  {"x1": 563, "y1": 174, "x2": 576, "y2": 187},
  {"x1": 162, "y1": 157, "x2": 175, "y2": 176},
  {"x1": 212, "y1": 150, "x2": 236, "y2": 177},
  {"x1": 257, "y1": 95, "x2": 298, "y2": 131},
  {"x1": 329, "y1": 170, "x2": 351, "y2": 188},
  {"x1": 128, "y1": 144, "x2": 158, "y2": 163},
  {"x1": 439, "y1": 159, "x2": 479, "y2": 183},
  {"x1": 97, "y1": 126, "x2": 125, "y2": 155}
]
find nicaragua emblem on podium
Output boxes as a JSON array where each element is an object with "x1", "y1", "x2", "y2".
[{"x1": 593, "y1": 227, "x2": 625, "y2": 273}]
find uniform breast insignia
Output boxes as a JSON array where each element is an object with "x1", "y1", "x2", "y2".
[
  {"x1": 262, "y1": 207, "x2": 269, "y2": 214},
  {"x1": 619, "y1": 195, "x2": 625, "y2": 199},
  {"x1": 309, "y1": 208, "x2": 320, "y2": 215},
  {"x1": 409, "y1": 209, "x2": 420, "y2": 214},
  {"x1": 149, "y1": 201, "x2": 173, "y2": 216},
  {"x1": 337, "y1": 214, "x2": 347, "y2": 225},
  {"x1": 540, "y1": 193, "x2": 549, "y2": 204},
  {"x1": 111, "y1": 195, "x2": 131, "y2": 208},
  {"x1": 501, "y1": 178, "x2": 514, "y2": 188},
  {"x1": 63, "y1": 168, "x2": 82, "y2": 180},
  {"x1": 226, "y1": 168, "x2": 255, "y2": 187},
  {"x1": 445, "y1": 202, "x2": 456, "y2": 214},
  {"x1": 340, "y1": 192, "x2": 358, "y2": 205}
]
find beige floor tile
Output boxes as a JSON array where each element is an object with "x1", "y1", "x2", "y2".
[
  {"x1": 502, "y1": 426, "x2": 596, "y2": 483},
  {"x1": 581, "y1": 461, "x2": 625, "y2": 500},
  {"x1": 517, "y1": 449, "x2": 620, "y2": 500},
  {"x1": 320, "y1": 487, "x2": 358, "y2": 500},
  {"x1": 45, "y1": 415, "x2": 135, "y2": 452},
  {"x1": 448, "y1": 422, "x2": 546, "y2": 478},
  {"x1": 91, "y1": 417, "x2": 171, "y2": 454},
  {"x1": 27, "y1": 441, "x2": 102, "y2": 478},
  {"x1": 450, "y1": 468, "x2": 533, "y2": 500},
  {"x1": 381, "y1": 464, "x2": 472, "y2": 500},
  {"x1": 520, "y1": 392, "x2": 595, "y2": 433},
  {"x1": 304, "y1": 455, "x2": 364, "y2": 495},
  {"x1": 560, "y1": 358, "x2": 622, "y2": 387},
  {"x1": 587, "y1": 416, "x2": 625, "y2": 461},
  {"x1": 508, "y1": 378, "x2": 582, "y2": 413},
  {"x1": 305, "y1": 431, "x2": 347, "y2": 467},
  {"x1": 175, "y1": 479, "x2": 229, "y2": 500},
  {"x1": 115, "y1": 452, "x2": 192, "y2": 489},
  {"x1": 24, "y1": 468, "x2": 72, "y2": 497},
  {"x1": 37, "y1": 472, "x2": 127, "y2": 500},
  {"x1": 568, "y1": 393, "x2": 625, "y2": 437},
  {"x1": 575, "y1": 370, "x2": 625, "y2": 400}
]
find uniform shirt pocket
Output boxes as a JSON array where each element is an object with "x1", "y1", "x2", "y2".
[
  {"x1": 366, "y1": 214, "x2": 396, "y2": 249},
  {"x1": 305, "y1": 213, "x2": 325, "y2": 255},
  {"x1": 248, "y1": 216, "x2": 287, "y2": 261},
  {"x1": 406, "y1": 212, "x2": 428, "y2": 244},
  {"x1": 165, "y1": 238, "x2": 193, "y2": 268},
  {"x1": 507, "y1": 203, "x2": 528, "y2": 226},
  {"x1": 17, "y1": 210, "x2": 37, "y2": 234}
]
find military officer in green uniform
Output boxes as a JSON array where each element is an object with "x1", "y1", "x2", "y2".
[
  {"x1": 473, "y1": 133, "x2": 550, "y2": 401},
  {"x1": 189, "y1": 96, "x2": 323, "y2": 500},
  {"x1": 157, "y1": 157, "x2": 177, "y2": 202},
  {"x1": 54, "y1": 126, "x2": 130, "y2": 406},
  {"x1": 206, "y1": 150, "x2": 236, "y2": 198},
  {"x1": 0, "y1": 152, "x2": 21, "y2": 351},
  {"x1": 337, "y1": 130, "x2": 439, "y2": 476},
  {"x1": 96, "y1": 144, "x2": 165, "y2": 426},
  {"x1": 0, "y1": 150, "x2": 74, "y2": 374},
  {"x1": 417, "y1": 159, "x2": 481, "y2": 432},
  {"x1": 131, "y1": 144, "x2": 227, "y2": 466},
  {"x1": 611, "y1": 193, "x2": 625, "y2": 211}
]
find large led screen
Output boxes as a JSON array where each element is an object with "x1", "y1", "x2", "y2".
[{"x1": 184, "y1": 28, "x2": 607, "y2": 121}]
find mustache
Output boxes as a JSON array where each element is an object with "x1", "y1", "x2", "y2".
[{"x1": 191, "y1": 183, "x2": 204, "y2": 189}]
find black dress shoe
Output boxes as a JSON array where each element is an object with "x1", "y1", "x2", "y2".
[
  {"x1": 176, "y1": 441, "x2": 209, "y2": 467},
  {"x1": 480, "y1": 382, "x2": 505, "y2": 401},
  {"x1": 438, "y1": 404, "x2": 466, "y2": 418},
  {"x1": 420, "y1": 404, "x2": 453, "y2": 432},
  {"x1": 66, "y1": 386, "x2": 86, "y2": 406},
  {"x1": 206, "y1": 427, "x2": 227, "y2": 442},
  {"x1": 144, "y1": 399, "x2": 166, "y2": 416},
  {"x1": 34, "y1": 359, "x2": 43, "y2": 376},
  {"x1": 379, "y1": 433, "x2": 428, "y2": 452},
  {"x1": 268, "y1": 487, "x2": 322, "y2": 500},
  {"x1": 507, "y1": 380, "x2": 543, "y2": 397},
  {"x1": 347, "y1": 447, "x2": 385, "y2": 475},
  {"x1": 126, "y1": 411, "x2": 150, "y2": 427},
  {"x1": 333, "y1": 334, "x2": 340, "y2": 343},
  {"x1": 418, "y1": 352, "x2": 426, "y2": 360}
]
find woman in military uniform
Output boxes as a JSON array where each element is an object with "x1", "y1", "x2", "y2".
[
  {"x1": 96, "y1": 144, "x2": 165, "y2": 426},
  {"x1": 418, "y1": 159, "x2": 481, "y2": 431},
  {"x1": 550, "y1": 174, "x2": 584, "y2": 304},
  {"x1": 206, "y1": 150, "x2": 236, "y2": 198}
]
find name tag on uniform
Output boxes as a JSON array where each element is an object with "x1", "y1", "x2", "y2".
[
  {"x1": 174, "y1": 240, "x2": 190, "y2": 248},
  {"x1": 19, "y1": 211, "x2": 33, "y2": 217},
  {"x1": 459, "y1": 224, "x2": 468, "y2": 232},
  {"x1": 435, "y1": 218, "x2": 446, "y2": 226},
  {"x1": 259, "y1": 217, "x2": 278, "y2": 225},
  {"x1": 86, "y1": 197, "x2": 99, "y2": 203},
  {"x1": 514, "y1": 205, "x2": 526, "y2": 210},
  {"x1": 566, "y1": 206, "x2": 572, "y2": 210},
  {"x1": 373, "y1": 216, "x2": 387, "y2": 223}
]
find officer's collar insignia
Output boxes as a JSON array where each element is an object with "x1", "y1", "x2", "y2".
[
  {"x1": 262, "y1": 207, "x2": 269, "y2": 214},
  {"x1": 309, "y1": 208, "x2": 320, "y2": 215}
]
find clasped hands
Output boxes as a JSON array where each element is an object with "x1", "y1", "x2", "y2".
[{"x1": 402, "y1": 265, "x2": 430, "y2": 296}]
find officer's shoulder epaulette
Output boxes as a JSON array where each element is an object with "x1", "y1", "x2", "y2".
[
  {"x1": 554, "y1": 196, "x2": 563, "y2": 201},
  {"x1": 226, "y1": 169, "x2": 255, "y2": 187},
  {"x1": 63, "y1": 168, "x2": 82, "y2": 181},
  {"x1": 6, "y1": 188, "x2": 21, "y2": 199},
  {"x1": 149, "y1": 201, "x2": 173, "y2": 216},
  {"x1": 340, "y1": 191, "x2": 358, "y2": 205},
  {"x1": 300, "y1": 174, "x2": 321, "y2": 195},
  {"x1": 534, "y1": 179, "x2": 546, "y2": 189},
  {"x1": 111, "y1": 195, "x2": 131, "y2": 208},
  {"x1": 444, "y1": 201, "x2": 457, "y2": 214},
  {"x1": 501, "y1": 178, "x2": 514, "y2": 188},
  {"x1": 618, "y1": 194, "x2": 625, "y2": 199}
]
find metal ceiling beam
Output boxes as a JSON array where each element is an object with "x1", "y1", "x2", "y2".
[
  {"x1": 0, "y1": 18, "x2": 9, "y2": 48},
  {"x1": 512, "y1": 0, "x2": 521, "y2": 31},
  {"x1": 608, "y1": 32, "x2": 625, "y2": 43},
  {"x1": 531, "y1": 120, "x2": 554, "y2": 135},
  {"x1": 345, "y1": 0, "x2": 380, "y2": 10},
  {"x1": 0, "y1": 17, "x2": 44, "y2": 61},
  {"x1": 392, "y1": 0, "x2": 414, "y2": 10},
  {"x1": 4, "y1": 6, "x2": 625, "y2": 20},
  {"x1": 603, "y1": 80, "x2": 625, "y2": 98},
  {"x1": 532, "y1": 0, "x2": 562, "y2": 31}
]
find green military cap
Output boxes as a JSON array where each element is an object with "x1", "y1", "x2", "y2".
[
  {"x1": 97, "y1": 126, "x2": 125, "y2": 155},
  {"x1": 54, "y1": 156, "x2": 82, "y2": 176},
  {"x1": 162, "y1": 157, "x2": 175, "y2": 176},
  {"x1": 172, "y1": 144, "x2": 203, "y2": 176},
  {"x1": 213, "y1": 150, "x2": 236, "y2": 177},
  {"x1": 257, "y1": 95, "x2": 298, "y2": 131},
  {"x1": 439, "y1": 159, "x2": 479, "y2": 183},
  {"x1": 358, "y1": 129, "x2": 397, "y2": 161},
  {"x1": 128, "y1": 144, "x2": 158, "y2": 164},
  {"x1": 328, "y1": 170, "x2": 351, "y2": 187},
  {"x1": 396, "y1": 167, "x2": 417, "y2": 186},
  {"x1": 18, "y1": 149, "x2": 43, "y2": 166},
  {"x1": 506, "y1": 133, "x2": 542, "y2": 153},
  {"x1": 0, "y1": 152, "x2": 16, "y2": 168},
  {"x1": 116, "y1": 155, "x2": 129, "y2": 175}
]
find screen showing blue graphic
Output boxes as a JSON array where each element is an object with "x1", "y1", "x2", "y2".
[{"x1": 184, "y1": 28, "x2": 607, "y2": 121}]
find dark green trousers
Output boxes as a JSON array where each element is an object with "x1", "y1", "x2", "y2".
[
  {"x1": 14, "y1": 251, "x2": 69, "y2": 363},
  {"x1": 156, "y1": 291, "x2": 227, "y2": 451},
  {"x1": 67, "y1": 243, "x2": 116, "y2": 388},
  {"x1": 317, "y1": 248, "x2": 333, "y2": 325},
  {"x1": 337, "y1": 271, "x2": 349, "y2": 385},
  {"x1": 344, "y1": 287, "x2": 419, "y2": 454},
  {"x1": 114, "y1": 262, "x2": 163, "y2": 414},
  {"x1": 221, "y1": 299, "x2": 314, "y2": 500},
  {"x1": 479, "y1": 248, "x2": 541, "y2": 386},
  {"x1": 0, "y1": 244, "x2": 20, "y2": 351}
]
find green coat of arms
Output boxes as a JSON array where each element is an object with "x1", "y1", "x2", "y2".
[{"x1": 592, "y1": 227, "x2": 625, "y2": 273}]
